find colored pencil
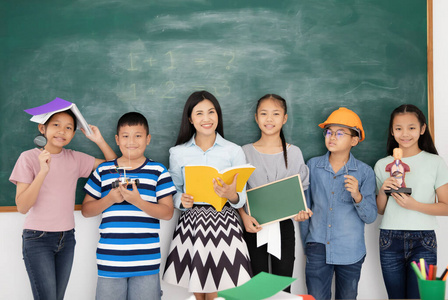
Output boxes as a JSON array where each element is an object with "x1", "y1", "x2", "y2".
[
  {"x1": 411, "y1": 261, "x2": 424, "y2": 280},
  {"x1": 419, "y1": 258, "x2": 426, "y2": 280},
  {"x1": 428, "y1": 264, "x2": 434, "y2": 280}
]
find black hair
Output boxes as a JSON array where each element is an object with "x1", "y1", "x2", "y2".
[
  {"x1": 175, "y1": 91, "x2": 224, "y2": 146},
  {"x1": 386, "y1": 104, "x2": 437, "y2": 155},
  {"x1": 45, "y1": 109, "x2": 77, "y2": 131},
  {"x1": 349, "y1": 128, "x2": 359, "y2": 138},
  {"x1": 117, "y1": 112, "x2": 149, "y2": 135},
  {"x1": 256, "y1": 94, "x2": 288, "y2": 168}
]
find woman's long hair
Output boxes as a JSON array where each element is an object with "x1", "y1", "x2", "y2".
[{"x1": 175, "y1": 91, "x2": 224, "y2": 146}]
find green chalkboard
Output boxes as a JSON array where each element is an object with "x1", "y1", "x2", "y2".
[
  {"x1": 0, "y1": 0, "x2": 430, "y2": 210},
  {"x1": 247, "y1": 175, "x2": 306, "y2": 226}
]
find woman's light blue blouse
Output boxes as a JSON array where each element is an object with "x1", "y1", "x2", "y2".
[{"x1": 168, "y1": 133, "x2": 247, "y2": 210}]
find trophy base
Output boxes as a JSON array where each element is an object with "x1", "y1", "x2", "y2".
[{"x1": 385, "y1": 187, "x2": 412, "y2": 196}]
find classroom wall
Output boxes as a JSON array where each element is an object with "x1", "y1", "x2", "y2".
[{"x1": 1, "y1": 1, "x2": 447, "y2": 299}]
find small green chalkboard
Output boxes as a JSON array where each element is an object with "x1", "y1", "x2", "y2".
[{"x1": 246, "y1": 175, "x2": 307, "y2": 226}]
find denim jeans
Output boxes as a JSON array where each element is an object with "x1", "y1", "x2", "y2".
[
  {"x1": 96, "y1": 274, "x2": 162, "y2": 300},
  {"x1": 379, "y1": 229, "x2": 437, "y2": 299},
  {"x1": 22, "y1": 229, "x2": 76, "y2": 300},
  {"x1": 305, "y1": 242, "x2": 365, "y2": 300}
]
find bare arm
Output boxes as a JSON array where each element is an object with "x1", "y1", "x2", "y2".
[
  {"x1": 213, "y1": 175, "x2": 239, "y2": 203},
  {"x1": 392, "y1": 183, "x2": 448, "y2": 216},
  {"x1": 120, "y1": 182, "x2": 174, "y2": 220},
  {"x1": 376, "y1": 176, "x2": 400, "y2": 215},
  {"x1": 81, "y1": 188, "x2": 124, "y2": 217},
  {"x1": 15, "y1": 150, "x2": 51, "y2": 214},
  {"x1": 81, "y1": 125, "x2": 117, "y2": 170},
  {"x1": 238, "y1": 207, "x2": 261, "y2": 233}
]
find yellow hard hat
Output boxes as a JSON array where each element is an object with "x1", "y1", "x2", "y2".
[{"x1": 318, "y1": 107, "x2": 365, "y2": 142}]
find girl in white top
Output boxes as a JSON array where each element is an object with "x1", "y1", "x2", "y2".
[
  {"x1": 238, "y1": 94, "x2": 311, "y2": 291},
  {"x1": 374, "y1": 104, "x2": 448, "y2": 299}
]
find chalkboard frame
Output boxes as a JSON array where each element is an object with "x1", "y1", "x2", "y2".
[{"x1": 0, "y1": 0, "x2": 434, "y2": 212}]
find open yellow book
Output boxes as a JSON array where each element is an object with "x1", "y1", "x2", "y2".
[{"x1": 184, "y1": 164, "x2": 255, "y2": 211}]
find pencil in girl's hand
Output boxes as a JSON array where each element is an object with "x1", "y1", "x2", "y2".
[{"x1": 411, "y1": 261, "x2": 424, "y2": 280}]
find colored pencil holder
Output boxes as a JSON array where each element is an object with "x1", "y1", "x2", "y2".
[{"x1": 417, "y1": 277, "x2": 446, "y2": 300}]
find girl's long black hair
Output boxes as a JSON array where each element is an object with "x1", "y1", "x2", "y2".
[
  {"x1": 256, "y1": 94, "x2": 289, "y2": 168},
  {"x1": 386, "y1": 104, "x2": 438, "y2": 155},
  {"x1": 175, "y1": 91, "x2": 224, "y2": 146}
]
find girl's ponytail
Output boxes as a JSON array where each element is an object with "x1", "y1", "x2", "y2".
[{"x1": 280, "y1": 128, "x2": 288, "y2": 168}]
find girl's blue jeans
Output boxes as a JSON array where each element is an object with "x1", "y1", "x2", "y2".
[
  {"x1": 379, "y1": 229, "x2": 437, "y2": 299},
  {"x1": 22, "y1": 229, "x2": 76, "y2": 300}
]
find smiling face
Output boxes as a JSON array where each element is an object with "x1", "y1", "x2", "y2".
[
  {"x1": 189, "y1": 99, "x2": 218, "y2": 139},
  {"x1": 255, "y1": 98, "x2": 288, "y2": 137},
  {"x1": 38, "y1": 112, "x2": 76, "y2": 153},
  {"x1": 391, "y1": 112, "x2": 425, "y2": 155},
  {"x1": 115, "y1": 124, "x2": 151, "y2": 162}
]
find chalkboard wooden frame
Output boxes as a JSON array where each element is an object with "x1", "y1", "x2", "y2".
[
  {"x1": 0, "y1": 0, "x2": 434, "y2": 212},
  {"x1": 247, "y1": 175, "x2": 307, "y2": 227}
]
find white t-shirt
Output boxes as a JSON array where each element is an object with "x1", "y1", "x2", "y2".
[{"x1": 374, "y1": 151, "x2": 448, "y2": 230}]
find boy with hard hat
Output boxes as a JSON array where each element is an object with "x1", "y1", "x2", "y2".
[{"x1": 296, "y1": 107, "x2": 377, "y2": 300}]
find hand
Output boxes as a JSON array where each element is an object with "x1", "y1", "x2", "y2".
[
  {"x1": 118, "y1": 181, "x2": 141, "y2": 204},
  {"x1": 38, "y1": 149, "x2": 51, "y2": 174},
  {"x1": 344, "y1": 175, "x2": 362, "y2": 203},
  {"x1": 213, "y1": 174, "x2": 238, "y2": 202},
  {"x1": 381, "y1": 177, "x2": 400, "y2": 195},
  {"x1": 108, "y1": 184, "x2": 125, "y2": 204},
  {"x1": 241, "y1": 213, "x2": 262, "y2": 233},
  {"x1": 82, "y1": 125, "x2": 104, "y2": 144},
  {"x1": 180, "y1": 193, "x2": 194, "y2": 209},
  {"x1": 294, "y1": 208, "x2": 313, "y2": 222},
  {"x1": 391, "y1": 192, "x2": 418, "y2": 211}
]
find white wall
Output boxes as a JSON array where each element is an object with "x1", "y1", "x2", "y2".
[{"x1": 1, "y1": 1, "x2": 447, "y2": 299}]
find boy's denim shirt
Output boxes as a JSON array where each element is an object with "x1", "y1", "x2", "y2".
[{"x1": 300, "y1": 151, "x2": 377, "y2": 265}]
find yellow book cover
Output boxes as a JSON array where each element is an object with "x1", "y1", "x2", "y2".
[{"x1": 184, "y1": 164, "x2": 255, "y2": 211}]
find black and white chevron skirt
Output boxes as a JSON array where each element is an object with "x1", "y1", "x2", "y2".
[{"x1": 163, "y1": 203, "x2": 252, "y2": 293}]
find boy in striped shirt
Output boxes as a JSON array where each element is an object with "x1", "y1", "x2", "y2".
[{"x1": 82, "y1": 112, "x2": 176, "y2": 300}]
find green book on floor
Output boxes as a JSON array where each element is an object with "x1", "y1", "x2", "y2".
[{"x1": 217, "y1": 272, "x2": 296, "y2": 300}]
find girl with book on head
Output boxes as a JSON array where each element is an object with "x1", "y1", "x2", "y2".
[
  {"x1": 238, "y1": 94, "x2": 311, "y2": 291},
  {"x1": 9, "y1": 105, "x2": 116, "y2": 300},
  {"x1": 162, "y1": 90, "x2": 252, "y2": 300},
  {"x1": 374, "y1": 104, "x2": 448, "y2": 299}
]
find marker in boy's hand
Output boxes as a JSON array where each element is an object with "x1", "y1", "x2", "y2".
[{"x1": 344, "y1": 175, "x2": 362, "y2": 203}]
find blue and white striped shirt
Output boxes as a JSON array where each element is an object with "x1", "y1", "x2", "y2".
[{"x1": 84, "y1": 158, "x2": 176, "y2": 278}]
